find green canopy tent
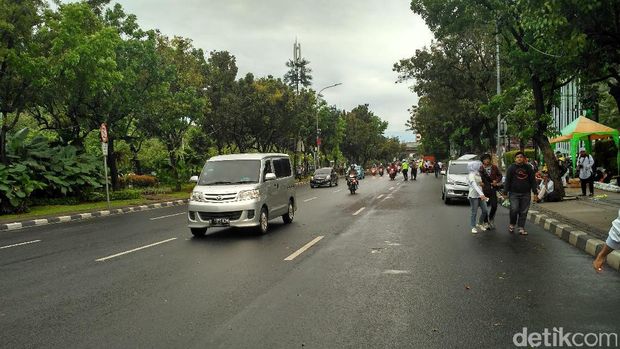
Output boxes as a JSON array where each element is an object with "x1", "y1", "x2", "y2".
[{"x1": 549, "y1": 116, "x2": 619, "y2": 175}]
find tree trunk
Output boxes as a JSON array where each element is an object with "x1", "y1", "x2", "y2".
[
  {"x1": 0, "y1": 117, "x2": 7, "y2": 165},
  {"x1": 169, "y1": 151, "x2": 181, "y2": 192},
  {"x1": 130, "y1": 143, "x2": 142, "y2": 174},
  {"x1": 108, "y1": 136, "x2": 119, "y2": 190},
  {"x1": 532, "y1": 75, "x2": 565, "y2": 198}
]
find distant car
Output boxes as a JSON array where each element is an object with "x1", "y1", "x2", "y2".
[
  {"x1": 441, "y1": 159, "x2": 475, "y2": 204},
  {"x1": 355, "y1": 165, "x2": 365, "y2": 179},
  {"x1": 310, "y1": 168, "x2": 338, "y2": 188}
]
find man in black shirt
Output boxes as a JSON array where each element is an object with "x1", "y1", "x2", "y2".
[{"x1": 504, "y1": 151, "x2": 538, "y2": 235}]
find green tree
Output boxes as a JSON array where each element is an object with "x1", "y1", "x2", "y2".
[
  {"x1": 138, "y1": 35, "x2": 208, "y2": 191},
  {"x1": 341, "y1": 104, "x2": 388, "y2": 166},
  {"x1": 201, "y1": 50, "x2": 238, "y2": 154},
  {"x1": 33, "y1": 2, "x2": 122, "y2": 148},
  {"x1": 0, "y1": 0, "x2": 47, "y2": 164},
  {"x1": 284, "y1": 58, "x2": 313, "y2": 93}
]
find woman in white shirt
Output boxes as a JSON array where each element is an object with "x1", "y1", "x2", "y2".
[{"x1": 467, "y1": 160, "x2": 488, "y2": 233}]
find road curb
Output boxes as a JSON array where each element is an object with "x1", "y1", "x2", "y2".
[
  {"x1": 0, "y1": 199, "x2": 189, "y2": 233},
  {"x1": 527, "y1": 209, "x2": 620, "y2": 272}
]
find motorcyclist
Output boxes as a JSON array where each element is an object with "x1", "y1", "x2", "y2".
[{"x1": 347, "y1": 164, "x2": 359, "y2": 179}]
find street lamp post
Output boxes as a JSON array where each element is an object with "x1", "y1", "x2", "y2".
[{"x1": 315, "y1": 83, "x2": 342, "y2": 170}]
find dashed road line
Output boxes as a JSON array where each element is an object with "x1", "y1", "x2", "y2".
[
  {"x1": 0, "y1": 239, "x2": 41, "y2": 250},
  {"x1": 150, "y1": 212, "x2": 186, "y2": 220},
  {"x1": 303, "y1": 197, "x2": 318, "y2": 202},
  {"x1": 377, "y1": 194, "x2": 384, "y2": 199},
  {"x1": 389, "y1": 186, "x2": 395, "y2": 191},
  {"x1": 353, "y1": 207, "x2": 366, "y2": 216},
  {"x1": 284, "y1": 236, "x2": 324, "y2": 261},
  {"x1": 95, "y1": 238, "x2": 177, "y2": 262},
  {"x1": 334, "y1": 189, "x2": 342, "y2": 193}
]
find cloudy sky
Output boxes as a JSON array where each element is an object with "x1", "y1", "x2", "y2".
[{"x1": 115, "y1": 0, "x2": 434, "y2": 141}]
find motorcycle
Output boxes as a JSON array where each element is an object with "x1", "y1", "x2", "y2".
[
  {"x1": 378, "y1": 167, "x2": 384, "y2": 177},
  {"x1": 371, "y1": 167, "x2": 377, "y2": 176},
  {"x1": 347, "y1": 174, "x2": 359, "y2": 194},
  {"x1": 388, "y1": 168, "x2": 396, "y2": 180}
]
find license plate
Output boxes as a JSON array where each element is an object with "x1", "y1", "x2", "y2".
[{"x1": 211, "y1": 218, "x2": 230, "y2": 225}]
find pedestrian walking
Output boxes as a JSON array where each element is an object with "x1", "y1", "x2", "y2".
[
  {"x1": 577, "y1": 147, "x2": 595, "y2": 196},
  {"x1": 479, "y1": 153, "x2": 502, "y2": 229},
  {"x1": 433, "y1": 161, "x2": 440, "y2": 178},
  {"x1": 593, "y1": 209, "x2": 620, "y2": 272},
  {"x1": 504, "y1": 151, "x2": 538, "y2": 235},
  {"x1": 467, "y1": 160, "x2": 489, "y2": 234}
]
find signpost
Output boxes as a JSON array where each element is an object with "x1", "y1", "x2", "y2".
[{"x1": 100, "y1": 123, "x2": 111, "y2": 209}]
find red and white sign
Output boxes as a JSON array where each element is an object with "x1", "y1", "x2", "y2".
[{"x1": 100, "y1": 123, "x2": 108, "y2": 143}]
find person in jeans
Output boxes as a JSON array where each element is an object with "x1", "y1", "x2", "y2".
[
  {"x1": 593, "y1": 209, "x2": 620, "y2": 272},
  {"x1": 577, "y1": 147, "x2": 595, "y2": 196},
  {"x1": 479, "y1": 153, "x2": 502, "y2": 229},
  {"x1": 467, "y1": 160, "x2": 488, "y2": 234},
  {"x1": 504, "y1": 151, "x2": 538, "y2": 235}
]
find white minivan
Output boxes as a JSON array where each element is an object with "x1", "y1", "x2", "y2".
[{"x1": 187, "y1": 153, "x2": 297, "y2": 236}]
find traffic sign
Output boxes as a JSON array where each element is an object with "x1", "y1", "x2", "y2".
[
  {"x1": 101, "y1": 142, "x2": 108, "y2": 155},
  {"x1": 100, "y1": 123, "x2": 108, "y2": 143}
]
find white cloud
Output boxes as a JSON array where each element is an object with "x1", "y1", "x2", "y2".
[{"x1": 113, "y1": 0, "x2": 434, "y2": 141}]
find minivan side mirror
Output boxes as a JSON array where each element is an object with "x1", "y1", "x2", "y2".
[
  {"x1": 189, "y1": 175, "x2": 199, "y2": 183},
  {"x1": 265, "y1": 173, "x2": 276, "y2": 181}
]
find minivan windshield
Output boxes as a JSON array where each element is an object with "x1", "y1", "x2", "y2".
[
  {"x1": 449, "y1": 163, "x2": 469, "y2": 175},
  {"x1": 198, "y1": 160, "x2": 261, "y2": 185},
  {"x1": 315, "y1": 169, "x2": 331, "y2": 175}
]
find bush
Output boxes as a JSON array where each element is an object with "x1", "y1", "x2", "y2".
[
  {"x1": 140, "y1": 187, "x2": 172, "y2": 196},
  {"x1": 110, "y1": 189, "x2": 141, "y2": 200},
  {"x1": 120, "y1": 174, "x2": 158, "y2": 188},
  {"x1": 30, "y1": 196, "x2": 81, "y2": 206},
  {"x1": 0, "y1": 128, "x2": 103, "y2": 214},
  {"x1": 503, "y1": 148, "x2": 536, "y2": 166}
]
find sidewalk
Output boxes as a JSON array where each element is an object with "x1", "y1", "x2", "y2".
[{"x1": 532, "y1": 187, "x2": 619, "y2": 239}]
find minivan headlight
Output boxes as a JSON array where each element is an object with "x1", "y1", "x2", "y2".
[
  {"x1": 446, "y1": 179, "x2": 456, "y2": 185},
  {"x1": 238, "y1": 189, "x2": 260, "y2": 201},
  {"x1": 191, "y1": 191, "x2": 204, "y2": 202}
]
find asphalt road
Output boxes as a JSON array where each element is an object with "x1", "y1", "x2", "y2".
[{"x1": 1, "y1": 173, "x2": 619, "y2": 348}]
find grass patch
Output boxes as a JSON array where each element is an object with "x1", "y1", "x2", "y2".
[{"x1": 0, "y1": 190, "x2": 191, "y2": 224}]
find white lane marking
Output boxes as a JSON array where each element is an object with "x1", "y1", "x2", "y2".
[
  {"x1": 284, "y1": 236, "x2": 324, "y2": 261},
  {"x1": 150, "y1": 212, "x2": 186, "y2": 220},
  {"x1": 352, "y1": 207, "x2": 366, "y2": 216},
  {"x1": 381, "y1": 195, "x2": 392, "y2": 202},
  {"x1": 95, "y1": 238, "x2": 177, "y2": 262},
  {"x1": 383, "y1": 269, "x2": 411, "y2": 275},
  {"x1": 334, "y1": 189, "x2": 342, "y2": 193},
  {"x1": 0, "y1": 239, "x2": 42, "y2": 250},
  {"x1": 389, "y1": 186, "x2": 395, "y2": 191},
  {"x1": 377, "y1": 194, "x2": 384, "y2": 199},
  {"x1": 303, "y1": 197, "x2": 318, "y2": 203}
]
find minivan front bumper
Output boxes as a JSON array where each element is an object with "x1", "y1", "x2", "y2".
[
  {"x1": 188, "y1": 199, "x2": 262, "y2": 229},
  {"x1": 444, "y1": 184, "x2": 469, "y2": 200}
]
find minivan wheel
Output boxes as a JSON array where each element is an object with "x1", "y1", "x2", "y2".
[
  {"x1": 191, "y1": 228, "x2": 207, "y2": 237},
  {"x1": 282, "y1": 200, "x2": 294, "y2": 224},
  {"x1": 257, "y1": 207, "x2": 269, "y2": 234}
]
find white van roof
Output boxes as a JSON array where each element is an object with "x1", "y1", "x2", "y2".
[{"x1": 208, "y1": 153, "x2": 289, "y2": 161}]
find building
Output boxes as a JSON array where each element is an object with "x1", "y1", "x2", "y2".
[{"x1": 551, "y1": 80, "x2": 582, "y2": 154}]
